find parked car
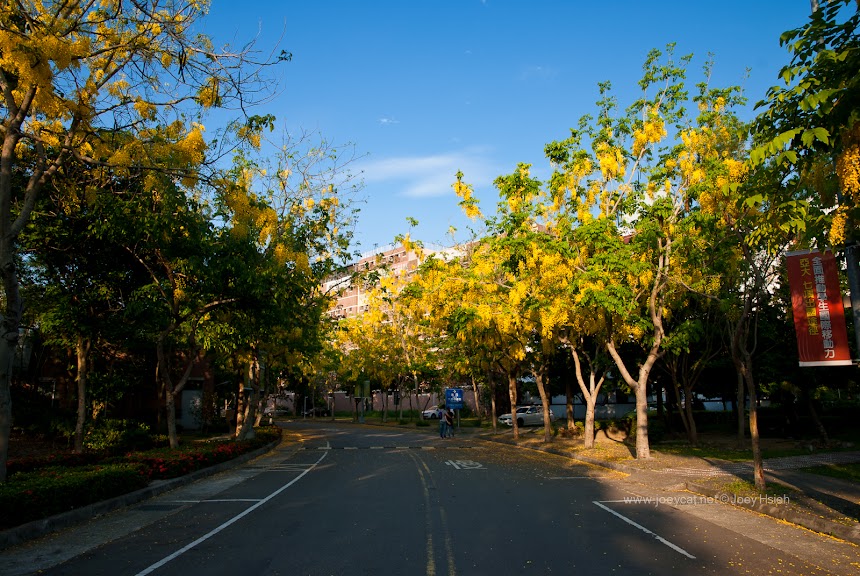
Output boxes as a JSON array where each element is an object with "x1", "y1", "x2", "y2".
[
  {"x1": 422, "y1": 407, "x2": 444, "y2": 419},
  {"x1": 302, "y1": 406, "x2": 330, "y2": 417},
  {"x1": 498, "y1": 405, "x2": 557, "y2": 427}
]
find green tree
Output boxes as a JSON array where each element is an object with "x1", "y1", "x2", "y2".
[
  {"x1": 0, "y1": 0, "x2": 284, "y2": 480},
  {"x1": 545, "y1": 48, "x2": 743, "y2": 458},
  {"x1": 21, "y1": 165, "x2": 154, "y2": 452},
  {"x1": 752, "y1": 0, "x2": 860, "y2": 352}
]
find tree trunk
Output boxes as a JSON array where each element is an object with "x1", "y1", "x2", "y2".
[
  {"x1": 733, "y1": 344, "x2": 765, "y2": 490},
  {"x1": 0, "y1": 128, "x2": 34, "y2": 482},
  {"x1": 489, "y1": 371, "x2": 498, "y2": 434},
  {"x1": 803, "y1": 387, "x2": 829, "y2": 444},
  {"x1": 672, "y1": 379, "x2": 691, "y2": 442},
  {"x1": 535, "y1": 364, "x2": 552, "y2": 443},
  {"x1": 508, "y1": 371, "x2": 518, "y2": 440},
  {"x1": 683, "y1": 383, "x2": 698, "y2": 446},
  {"x1": 634, "y1": 379, "x2": 651, "y2": 459},
  {"x1": 74, "y1": 335, "x2": 91, "y2": 454},
  {"x1": 736, "y1": 371, "x2": 745, "y2": 448},
  {"x1": 565, "y1": 377, "x2": 575, "y2": 430},
  {"x1": 0, "y1": 333, "x2": 14, "y2": 483},
  {"x1": 569, "y1": 346, "x2": 605, "y2": 450},
  {"x1": 253, "y1": 357, "x2": 269, "y2": 428},
  {"x1": 584, "y1": 396, "x2": 597, "y2": 449},
  {"x1": 746, "y1": 370, "x2": 766, "y2": 490},
  {"x1": 470, "y1": 375, "x2": 481, "y2": 419},
  {"x1": 606, "y1": 339, "x2": 656, "y2": 459},
  {"x1": 237, "y1": 352, "x2": 260, "y2": 441}
]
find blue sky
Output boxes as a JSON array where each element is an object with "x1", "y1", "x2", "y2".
[{"x1": 201, "y1": 0, "x2": 813, "y2": 256}]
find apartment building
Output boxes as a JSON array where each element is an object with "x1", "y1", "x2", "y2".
[{"x1": 324, "y1": 243, "x2": 464, "y2": 319}]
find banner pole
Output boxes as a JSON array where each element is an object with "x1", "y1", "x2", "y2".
[{"x1": 844, "y1": 242, "x2": 860, "y2": 363}]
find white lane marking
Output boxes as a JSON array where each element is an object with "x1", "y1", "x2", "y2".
[
  {"x1": 593, "y1": 501, "x2": 696, "y2": 559},
  {"x1": 444, "y1": 460, "x2": 484, "y2": 470},
  {"x1": 134, "y1": 450, "x2": 329, "y2": 576},
  {"x1": 168, "y1": 499, "x2": 262, "y2": 503}
]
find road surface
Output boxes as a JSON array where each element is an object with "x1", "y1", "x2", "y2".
[{"x1": 4, "y1": 422, "x2": 860, "y2": 575}]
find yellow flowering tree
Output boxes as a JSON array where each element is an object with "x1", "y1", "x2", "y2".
[
  {"x1": 0, "y1": 0, "x2": 286, "y2": 478},
  {"x1": 545, "y1": 47, "x2": 743, "y2": 459},
  {"x1": 210, "y1": 127, "x2": 360, "y2": 438}
]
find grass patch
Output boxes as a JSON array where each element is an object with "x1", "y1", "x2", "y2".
[
  {"x1": 722, "y1": 478, "x2": 794, "y2": 498},
  {"x1": 653, "y1": 443, "x2": 820, "y2": 462},
  {"x1": 568, "y1": 441, "x2": 634, "y2": 462},
  {"x1": 800, "y1": 462, "x2": 860, "y2": 483}
]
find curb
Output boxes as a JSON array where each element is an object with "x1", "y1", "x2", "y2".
[
  {"x1": 0, "y1": 440, "x2": 279, "y2": 551},
  {"x1": 685, "y1": 481, "x2": 860, "y2": 545}
]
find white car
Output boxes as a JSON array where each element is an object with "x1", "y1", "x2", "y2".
[
  {"x1": 498, "y1": 405, "x2": 556, "y2": 427},
  {"x1": 422, "y1": 407, "x2": 444, "y2": 419}
]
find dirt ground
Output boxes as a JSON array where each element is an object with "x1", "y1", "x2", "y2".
[{"x1": 7, "y1": 431, "x2": 77, "y2": 460}]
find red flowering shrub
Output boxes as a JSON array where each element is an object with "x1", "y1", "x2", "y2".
[{"x1": 1, "y1": 426, "x2": 282, "y2": 528}]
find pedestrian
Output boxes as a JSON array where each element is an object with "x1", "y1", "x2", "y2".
[
  {"x1": 439, "y1": 407, "x2": 447, "y2": 438},
  {"x1": 444, "y1": 408, "x2": 454, "y2": 438}
]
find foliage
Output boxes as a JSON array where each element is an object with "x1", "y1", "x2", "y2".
[
  {"x1": 123, "y1": 427, "x2": 279, "y2": 479},
  {"x1": 0, "y1": 463, "x2": 149, "y2": 529},
  {"x1": 6, "y1": 452, "x2": 103, "y2": 477},
  {"x1": 0, "y1": 0, "x2": 286, "y2": 481},
  {"x1": 84, "y1": 419, "x2": 153, "y2": 454},
  {"x1": 751, "y1": 0, "x2": 860, "y2": 246},
  {"x1": 1, "y1": 426, "x2": 280, "y2": 528}
]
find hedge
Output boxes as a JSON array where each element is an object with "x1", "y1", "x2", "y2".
[
  {"x1": 0, "y1": 464, "x2": 149, "y2": 529},
  {"x1": 1, "y1": 427, "x2": 282, "y2": 530}
]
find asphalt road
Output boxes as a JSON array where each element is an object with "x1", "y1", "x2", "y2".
[{"x1": 4, "y1": 422, "x2": 859, "y2": 575}]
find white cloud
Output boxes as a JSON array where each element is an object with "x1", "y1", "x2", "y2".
[
  {"x1": 378, "y1": 117, "x2": 400, "y2": 125},
  {"x1": 358, "y1": 148, "x2": 500, "y2": 198}
]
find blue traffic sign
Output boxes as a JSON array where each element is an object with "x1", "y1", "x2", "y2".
[{"x1": 445, "y1": 388, "x2": 464, "y2": 410}]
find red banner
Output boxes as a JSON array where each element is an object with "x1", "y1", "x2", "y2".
[{"x1": 786, "y1": 250, "x2": 853, "y2": 366}]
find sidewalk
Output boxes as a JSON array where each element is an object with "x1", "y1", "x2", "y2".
[{"x1": 479, "y1": 429, "x2": 860, "y2": 545}]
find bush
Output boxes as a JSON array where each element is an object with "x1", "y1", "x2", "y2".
[
  {"x1": 7, "y1": 452, "x2": 103, "y2": 477},
  {"x1": 620, "y1": 411, "x2": 665, "y2": 443},
  {"x1": 122, "y1": 426, "x2": 282, "y2": 480},
  {"x1": 1, "y1": 425, "x2": 282, "y2": 530},
  {"x1": 0, "y1": 463, "x2": 148, "y2": 529},
  {"x1": 85, "y1": 419, "x2": 153, "y2": 454}
]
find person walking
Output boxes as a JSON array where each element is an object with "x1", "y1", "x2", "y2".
[
  {"x1": 444, "y1": 408, "x2": 455, "y2": 438},
  {"x1": 439, "y1": 408, "x2": 447, "y2": 438}
]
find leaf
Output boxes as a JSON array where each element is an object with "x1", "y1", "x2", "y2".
[
  {"x1": 800, "y1": 127, "x2": 830, "y2": 147},
  {"x1": 743, "y1": 194, "x2": 764, "y2": 208}
]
